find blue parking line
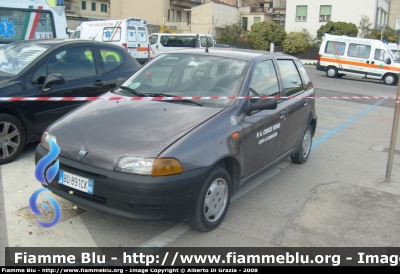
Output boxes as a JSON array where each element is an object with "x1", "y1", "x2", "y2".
[{"x1": 312, "y1": 99, "x2": 386, "y2": 149}]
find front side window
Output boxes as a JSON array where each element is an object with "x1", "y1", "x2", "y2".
[
  {"x1": 320, "y1": 5, "x2": 331, "y2": 22},
  {"x1": 325, "y1": 41, "x2": 346, "y2": 56},
  {"x1": 276, "y1": 60, "x2": 304, "y2": 96},
  {"x1": 249, "y1": 60, "x2": 280, "y2": 97},
  {"x1": 348, "y1": 43, "x2": 371, "y2": 59},
  {"x1": 103, "y1": 27, "x2": 121, "y2": 42},
  {"x1": 118, "y1": 54, "x2": 249, "y2": 107},
  {"x1": 296, "y1": 5, "x2": 307, "y2": 22},
  {"x1": 374, "y1": 49, "x2": 389, "y2": 61},
  {"x1": 32, "y1": 46, "x2": 96, "y2": 83}
]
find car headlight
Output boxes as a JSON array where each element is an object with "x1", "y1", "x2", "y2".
[
  {"x1": 40, "y1": 131, "x2": 57, "y2": 150},
  {"x1": 115, "y1": 157, "x2": 183, "y2": 176}
]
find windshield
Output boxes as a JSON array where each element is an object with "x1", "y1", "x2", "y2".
[
  {"x1": 0, "y1": 43, "x2": 50, "y2": 76},
  {"x1": 391, "y1": 49, "x2": 400, "y2": 61},
  {"x1": 118, "y1": 53, "x2": 248, "y2": 107}
]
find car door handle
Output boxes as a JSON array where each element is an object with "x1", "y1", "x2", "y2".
[
  {"x1": 93, "y1": 81, "x2": 106, "y2": 86},
  {"x1": 279, "y1": 110, "x2": 286, "y2": 119}
]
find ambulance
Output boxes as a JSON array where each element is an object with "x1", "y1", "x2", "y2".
[
  {"x1": 0, "y1": 0, "x2": 69, "y2": 44},
  {"x1": 70, "y1": 18, "x2": 150, "y2": 64},
  {"x1": 316, "y1": 33, "x2": 400, "y2": 85}
]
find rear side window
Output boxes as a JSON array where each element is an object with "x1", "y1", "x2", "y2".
[
  {"x1": 348, "y1": 43, "x2": 371, "y2": 59},
  {"x1": 325, "y1": 41, "x2": 346, "y2": 56},
  {"x1": 100, "y1": 48, "x2": 124, "y2": 72},
  {"x1": 276, "y1": 60, "x2": 303, "y2": 96},
  {"x1": 295, "y1": 60, "x2": 313, "y2": 90},
  {"x1": 103, "y1": 27, "x2": 121, "y2": 42}
]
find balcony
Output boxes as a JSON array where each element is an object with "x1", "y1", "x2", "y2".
[{"x1": 170, "y1": 0, "x2": 204, "y2": 9}]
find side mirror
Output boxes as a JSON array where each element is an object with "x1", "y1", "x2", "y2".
[
  {"x1": 245, "y1": 96, "x2": 278, "y2": 116},
  {"x1": 116, "y1": 77, "x2": 125, "y2": 86},
  {"x1": 41, "y1": 73, "x2": 65, "y2": 92},
  {"x1": 385, "y1": 58, "x2": 392, "y2": 65}
]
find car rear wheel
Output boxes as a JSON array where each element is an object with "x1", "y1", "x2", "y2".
[
  {"x1": 383, "y1": 74, "x2": 397, "y2": 85},
  {"x1": 326, "y1": 67, "x2": 338, "y2": 78},
  {"x1": 0, "y1": 114, "x2": 26, "y2": 165},
  {"x1": 291, "y1": 124, "x2": 312, "y2": 164},
  {"x1": 189, "y1": 166, "x2": 231, "y2": 232}
]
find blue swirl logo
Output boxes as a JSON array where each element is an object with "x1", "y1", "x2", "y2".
[{"x1": 30, "y1": 138, "x2": 62, "y2": 228}]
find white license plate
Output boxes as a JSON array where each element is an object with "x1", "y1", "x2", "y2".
[{"x1": 58, "y1": 170, "x2": 94, "y2": 195}]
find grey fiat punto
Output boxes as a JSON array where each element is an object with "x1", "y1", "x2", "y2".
[{"x1": 35, "y1": 48, "x2": 317, "y2": 232}]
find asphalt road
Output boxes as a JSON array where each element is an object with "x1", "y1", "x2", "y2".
[{"x1": 1, "y1": 66, "x2": 400, "y2": 266}]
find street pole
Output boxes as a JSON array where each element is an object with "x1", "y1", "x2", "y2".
[{"x1": 385, "y1": 82, "x2": 400, "y2": 181}]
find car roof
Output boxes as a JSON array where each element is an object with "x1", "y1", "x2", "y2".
[
  {"x1": 5, "y1": 39, "x2": 124, "y2": 49},
  {"x1": 163, "y1": 48, "x2": 295, "y2": 61}
]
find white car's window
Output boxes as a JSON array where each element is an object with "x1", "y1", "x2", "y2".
[{"x1": 0, "y1": 43, "x2": 49, "y2": 76}]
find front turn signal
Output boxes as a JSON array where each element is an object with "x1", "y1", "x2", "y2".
[{"x1": 151, "y1": 158, "x2": 184, "y2": 176}]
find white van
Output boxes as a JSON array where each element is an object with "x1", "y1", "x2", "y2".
[
  {"x1": 148, "y1": 33, "x2": 215, "y2": 58},
  {"x1": 387, "y1": 43, "x2": 400, "y2": 61},
  {"x1": 316, "y1": 33, "x2": 400, "y2": 85},
  {"x1": 0, "y1": 0, "x2": 69, "y2": 44},
  {"x1": 70, "y1": 18, "x2": 150, "y2": 64}
]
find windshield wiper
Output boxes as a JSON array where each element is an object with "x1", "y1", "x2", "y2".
[
  {"x1": 144, "y1": 93, "x2": 203, "y2": 106},
  {"x1": 119, "y1": 86, "x2": 146, "y2": 97}
]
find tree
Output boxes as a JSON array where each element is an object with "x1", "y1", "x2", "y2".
[
  {"x1": 299, "y1": 28, "x2": 318, "y2": 47},
  {"x1": 366, "y1": 26, "x2": 398, "y2": 42},
  {"x1": 358, "y1": 15, "x2": 372, "y2": 38},
  {"x1": 283, "y1": 32, "x2": 309, "y2": 54},
  {"x1": 317, "y1": 21, "x2": 358, "y2": 40},
  {"x1": 247, "y1": 21, "x2": 286, "y2": 51},
  {"x1": 217, "y1": 21, "x2": 245, "y2": 44}
]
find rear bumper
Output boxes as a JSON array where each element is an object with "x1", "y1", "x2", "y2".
[
  {"x1": 316, "y1": 62, "x2": 326, "y2": 72},
  {"x1": 35, "y1": 145, "x2": 211, "y2": 221}
]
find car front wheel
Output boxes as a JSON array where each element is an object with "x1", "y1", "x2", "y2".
[
  {"x1": 326, "y1": 67, "x2": 338, "y2": 78},
  {"x1": 0, "y1": 114, "x2": 26, "y2": 165},
  {"x1": 291, "y1": 124, "x2": 312, "y2": 164},
  {"x1": 189, "y1": 166, "x2": 231, "y2": 232}
]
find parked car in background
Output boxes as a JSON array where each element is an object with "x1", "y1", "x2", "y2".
[
  {"x1": 0, "y1": 39, "x2": 141, "y2": 165},
  {"x1": 36, "y1": 48, "x2": 317, "y2": 232}
]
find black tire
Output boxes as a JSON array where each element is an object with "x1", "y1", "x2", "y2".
[
  {"x1": 189, "y1": 166, "x2": 232, "y2": 232},
  {"x1": 326, "y1": 66, "x2": 338, "y2": 78},
  {"x1": 0, "y1": 114, "x2": 26, "y2": 165},
  {"x1": 383, "y1": 74, "x2": 397, "y2": 85},
  {"x1": 291, "y1": 124, "x2": 312, "y2": 164}
]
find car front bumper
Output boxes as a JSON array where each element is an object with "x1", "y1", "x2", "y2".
[{"x1": 35, "y1": 145, "x2": 211, "y2": 221}]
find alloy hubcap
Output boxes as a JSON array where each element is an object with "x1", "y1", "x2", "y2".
[{"x1": 0, "y1": 121, "x2": 20, "y2": 159}]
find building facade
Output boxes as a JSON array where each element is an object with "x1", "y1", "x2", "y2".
[
  {"x1": 388, "y1": 0, "x2": 400, "y2": 31},
  {"x1": 285, "y1": 0, "x2": 390, "y2": 38},
  {"x1": 64, "y1": 0, "x2": 110, "y2": 30}
]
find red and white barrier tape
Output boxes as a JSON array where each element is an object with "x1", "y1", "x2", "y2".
[{"x1": 0, "y1": 96, "x2": 397, "y2": 101}]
